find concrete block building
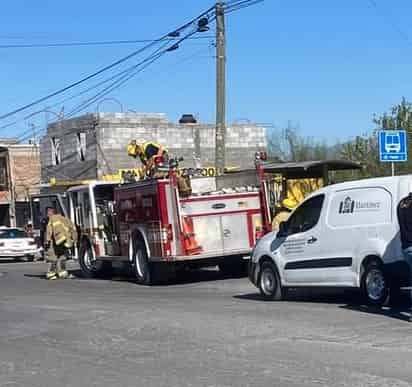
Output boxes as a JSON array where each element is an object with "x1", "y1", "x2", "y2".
[
  {"x1": 0, "y1": 141, "x2": 40, "y2": 226},
  {"x1": 40, "y1": 112, "x2": 267, "y2": 183}
]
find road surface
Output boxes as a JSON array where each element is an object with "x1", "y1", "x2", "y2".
[{"x1": 0, "y1": 260, "x2": 411, "y2": 387}]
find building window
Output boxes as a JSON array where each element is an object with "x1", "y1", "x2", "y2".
[
  {"x1": 0, "y1": 158, "x2": 7, "y2": 188},
  {"x1": 76, "y1": 132, "x2": 86, "y2": 162},
  {"x1": 51, "y1": 137, "x2": 61, "y2": 166}
]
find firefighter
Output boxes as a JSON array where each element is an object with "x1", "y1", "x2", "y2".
[
  {"x1": 272, "y1": 197, "x2": 297, "y2": 231},
  {"x1": 127, "y1": 141, "x2": 192, "y2": 197},
  {"x1": 45, "y1": 208, "x2": 77, "y2": 280},
  {"x1": 127, "y1": 140, "x2": 168, "y2": 178}
]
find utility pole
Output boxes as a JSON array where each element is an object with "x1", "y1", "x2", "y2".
[
  {"x1": 215, "y1": 1, "x2": 226, "y2": 176},
  {"x1": 6, "y1": 149, "x2": 16, "y2": 227}
]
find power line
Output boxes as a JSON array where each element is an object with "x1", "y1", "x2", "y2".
[
  {"x1": 224, "y1": 0, "x2": 264, "y2": 14},
  {"x1": 66, "y1": 46, "x2": 170, "y2": 118},
  {"x1": 0, "y1": 39, "x2": 166, "y2": 121},
  {"x1": 367, "y1": 0, "x2": 412, "y2": 46},
  {"x1": 12, "y1": 42, "x2": 214, "y2": 141},
  {"x1": 0, "y1": 35, "x2": 214, "y2": 49},
  {"x1": 16, "y1": 33, "x2": 212, "y2": 142},
  {"x1": 65, "y1": 29, "x2": 201, "y2": 119},
  {"x1": 0, "y1": 39, "x2": 215, "y2": 133},
  {"x1": 0, "y1": 5, "x2": 215, "y2": 121},
  {"x1": 9, "y1": 2, "x2": 259, "y2": 139}
]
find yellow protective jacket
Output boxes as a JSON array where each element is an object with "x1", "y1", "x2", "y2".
[
  {"x1": 271, "y1": 210, "x2": 291, "y2": 231},
  {"x1": 127, "y1": 141, "x2": 167, "y2": 165},
  {"x1": 46, "y1": 214, "x2": 78, "y2": 248}
]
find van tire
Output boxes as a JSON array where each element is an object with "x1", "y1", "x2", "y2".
[
  {"x1": 361, "y1": 260, "x2": 388, "y2": 306},
  {"x1": 258, "y1": 261, "x2": 284, "y2": 301},
  {"x1": 79, "y1": 241, "x2": 112, "y2": 278},
  {"x1": 130, "y1": 235, "x2": 153, "y2": 285}
]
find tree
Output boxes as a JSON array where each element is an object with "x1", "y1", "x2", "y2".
[
  {"x1": 267, "y1": 122, "x2": 331, "y2": 162},
  {"x1": 339, "y1": 134, "x2": 386, "y2": 178},
  {"x1": 340, "y1": 97, "x2": 412, "y2": 177}
]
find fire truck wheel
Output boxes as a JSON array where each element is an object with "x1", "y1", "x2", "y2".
[
  {"x1": 130, "y1": 236, "x2": 153, "y2": 285},
  {"x1": 79, "y1": 241, "x2": 112, "y2": 278}
]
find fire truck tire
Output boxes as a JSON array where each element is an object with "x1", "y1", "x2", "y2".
[
  {"x1": 130, "y1": 236, "x2": 153, "y2": 285},
  {"x1": 79, "y1": 241, "x2": 112, "y2": 279}
]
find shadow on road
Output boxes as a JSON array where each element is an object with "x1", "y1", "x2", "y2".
[
  {"x1": 24, "y1": 267, "x2": 246, "y2": 286},
  {"x1": 234, "y1": 288, "x2": 360, "y2": 304},
  {"x1": 340, "y1": 291, "x2": 412, "y2": 322},
  {"x1": 234, "y1": 288, "x2": 412, "y2": 322},
  {"x1": 340, "y1": 303, "x2": 411, "y2": 322}
]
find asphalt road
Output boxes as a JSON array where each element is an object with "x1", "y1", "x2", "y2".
[{"x1": 1, "y1": 260, "x2": 412, "y2": 387}]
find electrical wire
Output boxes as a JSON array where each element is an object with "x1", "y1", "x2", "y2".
[
  {"x1": 367, "y1": 0, "x2": 412, "y2": 46},
  {"x1": 66, "y1": 45, "x2": 170, "y2": 118},
  {"x1": 8, "y1": 2, "x2": 260, "y2": 140},
  {"x1": 65, "y1": 29, "x2": 201, "y2": 118},
  {"x1": 0, "y1": 5, "x2": 215, "y2": 121},
  {"x1": 16, "y1": 31, "x2": 212, "y2": 142},
  {"x1": 0, "y1": 37, "x2": 215, "y2": 133},
  {"x1": 0, "y1": 35, "x2": 214, "y2": 49},
  {"x1": 224, "y1": 0, "x2": 264, "y2": 14}
]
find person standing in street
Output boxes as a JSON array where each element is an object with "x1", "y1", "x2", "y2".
[
  {"x1": 397, "y1": 193, "x2": 412, "y2": 321},
  {"x1": 45, "y1": 207, "x2": 77, "y2": 280}
]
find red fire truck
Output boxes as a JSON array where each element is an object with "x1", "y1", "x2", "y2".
[{"x1": 30, "y1": 157, "x2": 271, "y2": 284}]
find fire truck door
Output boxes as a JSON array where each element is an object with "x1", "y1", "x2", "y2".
[
  {"x1": 191, "y1": 216, "x2": 224, "y2": 253},
  {"x1": 221, "y1": 214, "x2": 250, "y2": 251},
  {"x1": 29, "y1": 194, "x2": 68, "y2": 239}
]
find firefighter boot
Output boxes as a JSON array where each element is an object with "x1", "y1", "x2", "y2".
[
  {"x1": 57, "y1": 270, "x2": 69, "y2": 279},
  {"x1": 46, "y1": 271, "x2": 57, "y2": 280}
]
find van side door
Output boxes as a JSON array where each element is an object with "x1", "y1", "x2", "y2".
[{"x1": 277, "y1": 194, "x2": 326, "y2": 285}]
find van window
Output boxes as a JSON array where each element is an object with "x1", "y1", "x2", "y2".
[{"x1": 287, "y1": 194, "x2": 325, "y2": 235}]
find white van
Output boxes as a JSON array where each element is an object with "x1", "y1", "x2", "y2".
[{"x1": 248, "y1": 175, "x2": 411, "y2": 305}]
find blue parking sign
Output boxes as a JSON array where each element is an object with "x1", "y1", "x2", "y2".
[{"x1": 379, "y1": 130, "x2": 408, "y2": 162}]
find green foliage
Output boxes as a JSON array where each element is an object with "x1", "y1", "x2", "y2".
[
  {"x1": 268, "y1": 98, "x2": 412, "y2": 180},
  {"x1": 340, "y1": 97, "x2": 412, "y2": 177},
  {"x1": 267, "y1": 123, "x2": 330, "y2": 162}
]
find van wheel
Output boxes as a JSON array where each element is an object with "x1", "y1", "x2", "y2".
[
  {"x1": 130, "y1": 236, "x2": 153, "y2": 285},
  {"x1": 79, "y1": 241, "x2": 112, "y2": 278},
  {"x1": 259, "y1": 261, "x2": 284, "y2": 301},
  {"x1": 361, "y1": 261, "x2": 388, "y2": 306}
]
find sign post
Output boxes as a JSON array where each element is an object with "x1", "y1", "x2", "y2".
[{"x1": 378, "y1": 130, "x2": 408, "y2": 175}]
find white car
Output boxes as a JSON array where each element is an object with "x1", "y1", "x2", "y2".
[
  {"x1": 0, "y1": 227, "x2": 42, "y2": 261},
  {"x1": 249, "y1": 175, "x2": 412, "y2": 305}
]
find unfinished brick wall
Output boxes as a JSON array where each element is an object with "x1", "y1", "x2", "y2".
[
  {"x1": 10, "y1": 146, "x2": 41, "y2": 200},
  {"x1": 41, "y1": 113, "x2": 268, "y2": 182}
]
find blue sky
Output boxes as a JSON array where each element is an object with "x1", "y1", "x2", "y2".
[{"x1": 1, "y1": 0, "x2": 412, "y2": 143}]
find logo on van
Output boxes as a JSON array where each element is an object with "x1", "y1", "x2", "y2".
[
  {"x1": 339, "y1": 197, "x2": 355, "y2": 214},
  {"x1": 338, "y1": 196, "x2": 381, "y2": 214}
]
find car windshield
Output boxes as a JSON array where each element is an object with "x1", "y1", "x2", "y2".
[{"x1": 0, "y1": 229, "x2": 28, "y2": 239}]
